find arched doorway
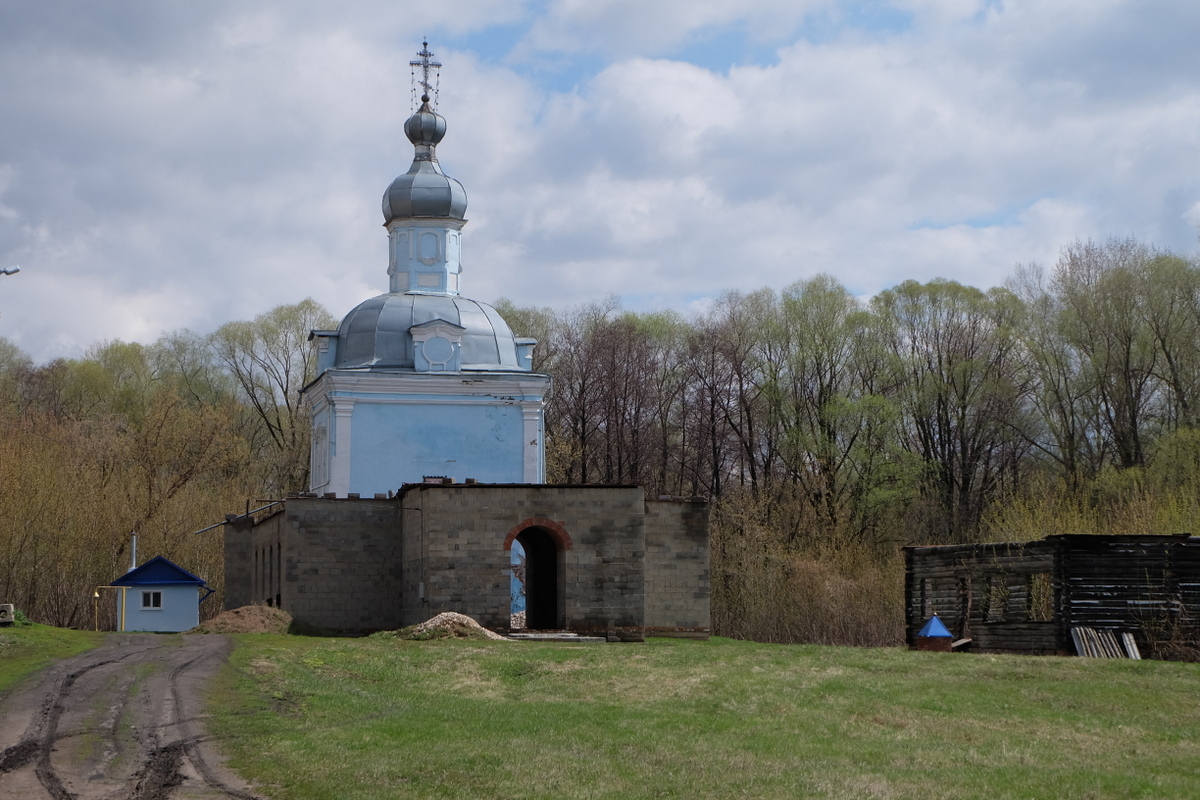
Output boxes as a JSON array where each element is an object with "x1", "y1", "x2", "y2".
[
  {"x1": 516, "y1": 528, "x2": 561, "y2": 629},
  {"x1": 506, "y1": 518, "x2": 572, "y2": 631}
]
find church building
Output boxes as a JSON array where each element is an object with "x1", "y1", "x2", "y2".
[
  {"x1": 304, "y1": 81, "x2": 548, "y2": 495},
  {"x1": 223, "y1": 45, "x2": 710, "y2": 640}
]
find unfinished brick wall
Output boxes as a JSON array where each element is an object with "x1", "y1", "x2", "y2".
[
  {"x1": 223, "y1": 515, "x2": 254, "y2": 611},
  {"x1": 224, "y1": 485, "x2": 710, "y2": 638},
  {"x1": 400, "y1": 484, "x2": 648, "y2": 639},
  {"x1": 223, "y1": 503, "x2": 287, "y2": 611},
  {"x1": 398, "y1": 486, "x2": 512, "y2": 630},
  {"x1": 644, "y1": 499, "x2": 711, "y2": 637},
  {"x1": 275, "y1": 497, "x2": 403, "y2": 632}
]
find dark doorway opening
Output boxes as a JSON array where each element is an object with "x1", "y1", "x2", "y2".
[{"x1": 516, "y1": 527, "x2": 561, "y2": 629}]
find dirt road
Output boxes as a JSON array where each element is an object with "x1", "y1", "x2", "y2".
[{"x1": 0, "y1": 634, "x2": 263, "y2": 799}]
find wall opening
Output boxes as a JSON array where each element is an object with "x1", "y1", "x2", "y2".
[
  {"x1": 505, "y1": 517, "x2": 572, "y2": 631},
  {"x1": 510, "y1": 539, "x2": 526, "y2": 628},
  {"x1": 957, "y1": 577, "x2": 972, "y2": 639},
  {"x1": 1027, "y1": 573, "x2": 1053, "y2": 621},
  {"x1": 984, "y1": 576, "x2": 1009, "y2": 622},
  {"x1": 515, "y1": 527, "x2": 563, "y2": 630}
]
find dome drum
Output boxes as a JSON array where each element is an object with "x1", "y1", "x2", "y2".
[{"x1": 387, "y1": 222, "x2": 463, "y2": 294}]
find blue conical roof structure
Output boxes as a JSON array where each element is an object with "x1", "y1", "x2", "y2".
[{"x1": 918, "y1": 614, "x2": 953, "y2": 637}]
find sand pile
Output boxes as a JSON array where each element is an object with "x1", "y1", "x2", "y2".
[
  {"x1": 187, "y1": 605, "x2": 292, "y2": 634},
  {"x1": 376, "y1": 612, "x2": 508, "y2": 641}
]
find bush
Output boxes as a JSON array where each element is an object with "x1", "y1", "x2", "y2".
[{"x1": 710, "y1": 489, "x2": 905, "y2": 646}]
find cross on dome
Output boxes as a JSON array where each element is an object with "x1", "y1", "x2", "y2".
[
  {"x1": 409, "y1": 39, "x2": 441, "y2": 111},
  {"x1": 385, "y1": 42, "x2": 466, "y2": 224}
]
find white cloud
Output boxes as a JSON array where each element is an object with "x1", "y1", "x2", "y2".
[
  {"x1": 1, "y1": 1, "x2": 1199, "y2": 362},
  {"x1": 523, "y1": 0, "x2": 833, "y2": 56}
]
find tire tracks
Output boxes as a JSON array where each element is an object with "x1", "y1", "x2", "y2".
[
  {"x1": 1, "y1": 649, "x2": 152, "y2": 798},
  {"x1": 0, "y1": 636, "x2": 262, "y2": 799}
]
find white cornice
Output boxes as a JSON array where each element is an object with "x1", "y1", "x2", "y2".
[
  {"x1": 386, "y1": 217, "x2": 466, "y2": 232},
  {"x1": 305, "y1": 370, "x2": 550, "y2": 405}
]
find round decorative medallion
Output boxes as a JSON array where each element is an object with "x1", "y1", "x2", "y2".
[{"x1": 422, "y1": 335, "x2": 454, "y2": 365}]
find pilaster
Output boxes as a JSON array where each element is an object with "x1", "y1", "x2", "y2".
[
  {"x1": 522, "y1": 400, "x2": 545, "y2": 483},
  {"x1": 330, "y1": 397, "x2": 356, "y2": 496}
]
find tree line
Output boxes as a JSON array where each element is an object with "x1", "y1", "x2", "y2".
[
  {"x1": 504, "y1": 239, "x2": 1200, "y2": 540},
  {"x1": 504, "y1": 238, "x2": 1200, "y2": 642},
  {"x1": 4, "y1": 237, "x2": 1199, "y2": 641},
  {"x1": 0, "y1": 300, "x2": 336, "y2": 627}
]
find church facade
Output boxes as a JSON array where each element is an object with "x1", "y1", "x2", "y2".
[{"x1": 223, "y1": 48, "x2": 710, "y2": 639}]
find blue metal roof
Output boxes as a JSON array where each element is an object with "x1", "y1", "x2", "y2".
[
  {"x1": 918, "y1": 614, "x2": 953, "y2": 637},
  {"x1": 113, "y1": 555, "x2": 207, "y2": 587},
  {"x1": 335, "y1": 293, "x2": 521, "y2": 370}
]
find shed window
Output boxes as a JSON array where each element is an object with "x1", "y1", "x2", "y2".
[
  {"x1": 1027, "y1": 573, "x2": 1053, "y2": 621},
  {"x1": 983, "y1": 577, "x2": 1008, "y2": 622},
  {"x1": 141, "y1": 591, "x2": 162, "y2": 609}
]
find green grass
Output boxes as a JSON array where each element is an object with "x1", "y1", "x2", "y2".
[
  {"x1": 0, "y1": 622, "x2": 104, "y2": 693},
  {"x1": 207, "y1": 636, "x2": 1200, "y2": 799}
]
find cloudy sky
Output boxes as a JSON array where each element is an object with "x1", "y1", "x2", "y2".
[{"x1": 1, "y1": 0, "x2": 1198, "y2": 362}]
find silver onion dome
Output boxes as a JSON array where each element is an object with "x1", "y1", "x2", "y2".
[
  {"x1": 335, "y1": 293, "x2": 520, "y2": 370},
  {"x1": 382, "y1": 95, "x2": 467, "y2": 223}
]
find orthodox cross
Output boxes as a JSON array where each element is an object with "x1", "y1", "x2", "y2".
[{"x1": 410, "y1": 40, "x2": 442, "y2": 110}]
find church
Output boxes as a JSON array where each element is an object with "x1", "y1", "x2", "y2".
[{"x1": 223, "y1": 46, "x2": 710, "y2": 640}]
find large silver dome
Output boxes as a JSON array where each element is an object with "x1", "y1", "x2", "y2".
[
  {"x1": 335, "y1": 292, "x2": 520, "y2": 370},
  {"x1": 382, "y1": 98, "x2": 467, "y2": 223}
]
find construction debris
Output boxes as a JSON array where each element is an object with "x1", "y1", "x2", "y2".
[
  {"x1": 186, "y1": 605, "x2": 292, "y2": 634},
  {"x1": 1071, "y1": 627, "x2": 1142, "y2": 659},
  {"x1": 375, "y1": 612, "x2": 509, "y2": 641}
]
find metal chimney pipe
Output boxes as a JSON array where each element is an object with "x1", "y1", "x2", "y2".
[{"x1": 130, "y1": 532, "x2": 137, "y2": 571}]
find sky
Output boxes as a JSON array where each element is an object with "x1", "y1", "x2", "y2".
[{"x1": 1, "y1": 0, "x2": 1199, "y2": 363}]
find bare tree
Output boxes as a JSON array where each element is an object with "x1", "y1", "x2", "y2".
[
  {"x1": 874, "y1": 279, "x2": 1032, "y2": 542},
  {"x1": 210, "y1": 299, "x2": 336, "y2": 494}
]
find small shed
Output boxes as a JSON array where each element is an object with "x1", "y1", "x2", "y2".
[
  {"x1": 904, "y1": 534, "x2": 1200, "y2": 656},
  {"x1": 112, "y1": 556, "x2": 212, "y2": 632}
]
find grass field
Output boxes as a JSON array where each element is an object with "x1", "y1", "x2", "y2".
[
  {"x1": 0, "y1": 622, "x2": 103, "y2": 693},
  {"x1": 208, "y1": 635, "x2": 1200, "y2": 800}
]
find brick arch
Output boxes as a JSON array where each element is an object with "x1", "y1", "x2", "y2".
[{"x1": 504, "y1": 517, "x2": 573, "y2": 551}]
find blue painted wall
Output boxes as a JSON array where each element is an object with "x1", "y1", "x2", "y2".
[
  {"x1": 117, "y1": 585, "x2": 201, "y2": 632},
  {"x1": 348, "y1": 400, "x2": 526, "y2": 494}
]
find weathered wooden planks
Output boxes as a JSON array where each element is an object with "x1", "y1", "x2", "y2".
[{"x1": 906, "y1": 534, "x2": 1200, "y2": 656}]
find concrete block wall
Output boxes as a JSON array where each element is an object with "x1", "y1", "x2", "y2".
[
  {"x1": 554, "y1": 486, "x2": 646, "y2": 639},
  {"x1": 644, "y1": 499, "x2": 711, "y2": 637},
  {"x1": 398, "y1": 501, "x2": 428, "y2": 629},
  {"x1": 399, "y1": 486, "x2": 513, "y2": 629},
  {"x1": 401, "y1": 485, "x2": 647, "y2": 638},
  {"x1": 279, "y1": 497, "x2": 404, "y2": 631},
  {"x1": 223, "y1": 516, "x2": 254, "y2": 611},
  {"x1": 224, "y1": 505, "x2": 288, "y2": 611},
  {"x1": 223, "y1": 487, "x2": 710, "y2": 638},
  {"x1": 248, "y1": 513, "x2": 282, "y2": 607}
]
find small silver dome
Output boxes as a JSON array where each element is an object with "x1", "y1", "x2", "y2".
[
  {"x1": 382, "y1": 98, "x2": 467, "y2": 223},
  {"x1": 335, "y1": 292, "x2": 520, "y2": 370},
  {"x1": 404, "y1": 101, "x2": 446, "y2": 146}
]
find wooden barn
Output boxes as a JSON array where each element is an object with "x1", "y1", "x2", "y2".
[{"x1": 904, "y1": 535, "x2": 1200, "y2": 656}]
